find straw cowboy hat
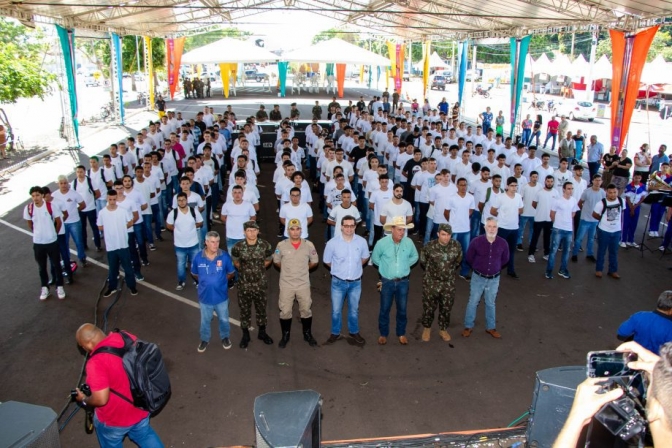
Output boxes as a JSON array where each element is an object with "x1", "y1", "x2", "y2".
[{"x1": 383, "y1": 216, "x2": 415, "y2": 232}]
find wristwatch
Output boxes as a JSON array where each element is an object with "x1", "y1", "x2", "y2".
[{"x1": 81, "y1": 399, "x2": 88, "y2": 407}]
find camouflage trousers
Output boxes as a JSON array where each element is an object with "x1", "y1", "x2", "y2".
[
  {"x1": 421, "y1": 286, "x2": 456, "y2": 330},
  {"x1": 238, "y1": 289, "x2": 268, "y2": 329}
]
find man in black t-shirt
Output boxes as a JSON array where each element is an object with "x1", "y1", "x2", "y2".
[{"x1": 402, "y1": 149, "x2": 423, "y2": 203}]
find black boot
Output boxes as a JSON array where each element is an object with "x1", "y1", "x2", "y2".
[
  {"x1": 278, "y1": 319, "x2": 291, "y2": 349},
  {"x1": 301, "y1": 317, "x2": 318, "y2": 347},
  {"x1": 239, "y1": 328, "x2": 251, "y2": 349},
  {"x1": 258, "y1": 325, "x2": 274, "y2": 345}
]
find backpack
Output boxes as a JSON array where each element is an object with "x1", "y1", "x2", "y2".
[
  {"x1": 599, "y1": 197, "x2": 624, "y2": 221},
  {"x1": 90, "y1": 329, "x2": 171, "y2": 415},
  {"x1": 89, "y1": 168, "x2": 107, "y2": 186},
  {"x1": 73, "y1": 176, "x2": 96, "y2": 197},
  {"x1": 27, "y1": 201, "x2": 53, "y2": 218},
  {"x1": 172, "y1": 206, "x2": 197, "y2": 222}
]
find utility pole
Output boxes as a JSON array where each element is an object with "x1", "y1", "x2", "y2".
[
  {"x1": 451, "y1": 41, "x2": 455, "y2": 75},
  {"x1": 585, "y1": 27, "x2": 598, "y2": 103},
  {"x1": 570, "y1": 31, "x2": 575, "y2": 60}
]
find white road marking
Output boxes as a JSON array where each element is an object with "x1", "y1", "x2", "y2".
[{"x1": 0, "y1": 218, "x2": 244, "y2": 328}]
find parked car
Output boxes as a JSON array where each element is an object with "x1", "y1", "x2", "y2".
[
  {"x1": 244, "y1": 70, "x2": 269, "y2": 82},
  {"x1": 403, "y1": 71, "x2": 411, "y2": 82},
  {"x1": 434, "y1": 70, "x2": 453, "y2": 83},
  {"x1": 430, "y1": 75, "x2": 447, "y2": 90},
  {"x1": 84, "y1": 75, "x2": 99, "y2": 87},
  {"x1": 556, "y1": 100, "x2": 596, "y2": 121}
]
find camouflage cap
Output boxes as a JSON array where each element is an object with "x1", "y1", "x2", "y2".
[
  {"x1": 243, "y1": 220, "x2": 259, "y2": 230},
  {"x1": 437, "y1": 223, "x2": 453, "y2": 234}
]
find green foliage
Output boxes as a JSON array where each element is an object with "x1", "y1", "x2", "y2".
[
  {"x1": 78, "y1": 36, "x2": 165, "y2": 78},
  {"x1": 312, "y1": 28, "x2": 358, "y2": 45},
  {"x1": 0, "y1": 18, "x2": 56, "y2": 104},
  {"x1": 184, "y1": 28, "x2": 251, "y2": 52},
  {"x1": 596, "y1": 30, "x2": 672, "y2": 62}
]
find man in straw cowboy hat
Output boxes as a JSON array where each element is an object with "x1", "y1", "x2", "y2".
[{"x1": 371, "y1": 216, "x2": 419, "y2": 345}]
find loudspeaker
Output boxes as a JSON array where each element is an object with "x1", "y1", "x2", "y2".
[
  {"x1": 526, "y1": 366, "x2": 585, "y2": 448},
  {"x1": 0, "y1": 401, "x2": 60, "y2": 448},
  {"x1": 254, "y1": 390, "x2": 321, "y2": 448}
]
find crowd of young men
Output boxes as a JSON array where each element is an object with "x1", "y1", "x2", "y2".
[{"x1": 25, "y1": 97, "x2": 672, "y2": 349}]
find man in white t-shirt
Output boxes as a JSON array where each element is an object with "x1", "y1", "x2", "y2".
[
  {"x1": 528, "y1": 175, "x2": 558, "y2": 262},
  {"x1": 73, "y1": 165, "x2": 102, "y2": 252},
  {"x1": 279, "y1": 187, "x2": 314, "y2": 239},
  {"x1": 221, "y1": 185, "x2": 256, "y2": 255},
  {"x1": 369, "y1": 175, "x2": 393, "y2": 247},
  {"x1": 52, "y1": 175, "x2": 87, "y2": 266},
  {"x1": 592, "y1": 183, "x2": 624, "y2": 279},
  {"x1": 521, "y1": 147, "x2": 542, "y2": 179},
  {"x1": 477, "y1": 174, "x2": 502, "y2": 235},
  {"x1": 166, "y1": 191, "x2": 204, "y2": 290},
  {"x1": 444, "y1": 178, "x2": 475, "y2": 279},
  {"x1": 545, "y1": 181, "x2": 580, "y2": 279},
  {"x1": 96, "y1": 189, "x2": 138, "y2": 297},
  {"x1": 518, "y1": 171, "x2": 541, "y2": 250},
  {"x1": 327, "y1": 189, "x2": 362, "y2": 237},
  {"x1": 113, "y1": 181, "x2": 145, "y2": 282},
  {"x1": 553, "y1": 158, "x2": 573, "y2": 195},
  {"x1": 25, "y1": 186, "x2": 65, "y2": 300},
  {"x1": 380, "y1": 183, "x2": 414, "y2": 229},
  {"x1": 490, "y1": 176, "x2": 524, "y2": 279}
]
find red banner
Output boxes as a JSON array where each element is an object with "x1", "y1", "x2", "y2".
[
  {"x1": 610, "y1": 26, "x2": 659, "y2": 152},
  {"x1": 166, "y1": 37, "x2": 185, "y2": 100}
]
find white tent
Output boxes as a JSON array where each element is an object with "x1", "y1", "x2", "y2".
[
  {"x1": 569, "y1": 54, "x2": 589, "y2": 79},
  {"x1": 429, "y1": 51, "x2": 447, "y2": 68},
  {"x1": 528, "y1": 53, "x2": 554, "y2": 75},
  {"x1": 282, "y1": 38, "x2": 390, "y2": 66},
  {"x1": 641, "y1": 55, "x2": 672, "y2": 85},
  {"x1": 181, "y1": 37, "x2": 280, "y2": 64},
  {"x1": 550, "y1": 53, "x2": 572, "y2": 76},
  {"x1": 593, "y1": 55, "x2": 612, "y2": 80}
]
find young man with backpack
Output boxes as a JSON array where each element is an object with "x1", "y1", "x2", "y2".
[
  {"x1": 592, "y1": 183, "x2": 624, "y2": 279},
  {"x1": 73, "y1": 165, "x2": 102, "y2": 252},
  {"x1": 74, "y1": 323, "x2": 165, "y2": 447},
  {"x1": 166, "y1": 192, "x2": 203, "y2": 291},
  {"x1": 24, "y1": 186, "x2": 66, "y2": 301}
]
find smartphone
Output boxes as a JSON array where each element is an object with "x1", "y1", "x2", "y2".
[{"x1": 587, "y1": 351, "x2": 638, "y2": 378}]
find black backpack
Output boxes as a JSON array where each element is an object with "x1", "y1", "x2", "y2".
[
  {"x1": 173, "y1": 206, "x2": 196, "y2": 221},
  {"x1": 90, "y1": 329, "x2": 171, "y2": 415}
]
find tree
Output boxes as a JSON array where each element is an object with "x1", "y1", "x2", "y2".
[
  {"x1": 596, "y1": 29, "x2": 672, "y2": 62},
  {"x1": 79, "y1": 37, "x2": 165, "y2": 79},
  {"x1": 312, "y1": 28, "x2": 358, "y2": 45},
  {"x1": 184, "y1": 28, "x2": 251, "y2": 52},
  {"x1": 0, "y1": 18, "x2": 56, "y2": 104}
]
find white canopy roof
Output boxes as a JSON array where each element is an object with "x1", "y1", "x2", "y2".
[
  {"x1": 570, "y1": 54, "x2": 589, "y2": 78},
  {"x1": 429, "y1": 51, "x2": 447, "y2": 68},
  {"x1": 528, "y1": 53, "x2": 554, "y2": 75},
  {"x1": 641, "y1": 55, "x2": 672, "y2": 85},
  {"x1": 181, "y1": 37, "x2": 280, "y2": 65},
  {"x1": 593, "y1": 55, "x2": 613, "y2": 80},
  {"x1": 282, "y1": 38, "x2": 390, "y2": 66},
  {"x1": 550, "y1": 53, "x2": 572, "y2": 76}
]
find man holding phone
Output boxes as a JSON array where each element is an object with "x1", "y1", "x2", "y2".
[{"x1": 554, "y1": 341, "x2": 672, "y2": 447}]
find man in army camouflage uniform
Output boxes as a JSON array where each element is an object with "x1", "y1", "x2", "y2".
[
  {"x1": 419, "y1": 223, "x2": 463, "y2": 342},
  {"x1": 290, "y1": 102, "x2": 300, "y2": 119},
  {"x1": 231, "y1": 221, "x2": 274, "y2": 349},
  {"x1": 312, "y1": 101, "x2": 323, "y2": 120}
]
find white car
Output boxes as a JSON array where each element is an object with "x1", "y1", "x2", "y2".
[{"x1": 557, "y1": 100, "x2": 596, "y2": 121}]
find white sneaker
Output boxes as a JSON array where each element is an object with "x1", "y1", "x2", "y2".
[
  {"x1": 655, "y1": 231, "x2": 660, "y2": 237},
  {"x1": 39, "y1": 287, "x2": 50, "y2": 301},
  {"x1": 649, "y1": 231, "x2": 656, "y2": 237},
  {"x1": 630, "y1": 242, "x2": 640, "y2": 248},
  {"x1": 620, "y1": 242, "x2": 627, "y2": 248},
  {"x1": 57, "y1": 286, "x2": 66, "y2": 300},
  {"x1": 660, "y1": 245, "x2": 666, "y2": 251},
  {"x1": 542, "y1": 255, "x2": 549, "y2": 261},
  {"x1": 528, "y1": 255, "x2": 536, "y2": 263}
]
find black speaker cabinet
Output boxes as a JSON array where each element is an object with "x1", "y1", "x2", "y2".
[
  {"x1": 526, "y1": 366, "x2": 585, "y2": 448},
  {"x1": 0, "y1": 401, "x2": 60, "y2": 448},
  {"x1": 254, "y1": 390, "x2": 321, "y2": 448}
]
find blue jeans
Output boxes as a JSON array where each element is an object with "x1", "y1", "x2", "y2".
[
  {"x1": 470, "y1": 210, "x2": 482, "y2": 240},
  {"x1": 453, "y1": 231, "x2": 471, "y2": 276},
  {"x1": 517, "y1": 215, "x2": 534, "y2": 245},
  {"x1": 95, "y1": 198, "x2": 107, "y2": 213},
  {"x1": 79, "y1": 209, "x2": 101, "y2": 249},
  {"x1": 142, "y1": 214, "x2": 154, "y2": 245},
  {"x1": 150, "y1": 203, "x2": 162, "y2": 238},
  {"x1": 596, "y1": 228, "x2": 621, "y2": 274},
  {"x1": 56, "y1": 234, "x2": 72, "y2": 276},
  {"x1": 331, "y1": 277, "x2": 362, "y2": 335},
  {"x1": 107, "y1": 248, "x2": 137, "y2": 291},
  {"x1": 200, "y1": 300, "x2": 230, "y2": 341},
  {"x1": 544, "y1": 133, "x2": 557, "y2": 151},
  {"x1": 133, "y1": 223, "x2": 148, "y2": 264},
  {"x1": 521, "y1": 128, "x2": 531, "y2": 146},
  {"x1": 175, "y1": 244, "x2": 199, "y2": 283},
  {"x1": 94, "y1": 415, "x2": 163, "y2": 448},
  {"x1": 464, "y1": 273, "x2": 500, "y2": 330},
  {"x1": 572, "y1": 220, "x2": 598, "y2": 257},
  {"x1": 423, "y1": 215, "x2": 434, "y2": 245},
  {"x1": 226, "y1": 237, "x2": 243, "y2": 254},
  {"x1": 621, "y1": 207, "x2": 640, "y2": 243},
  {"x1": 529, "y1": 130, "x2": 541, "y2": 147},
  {"x1": 546, "y1": 228, "x2": 573, "y2": 275},
  {"x1": 65, "y1": 221, "x2": 87, "y2": 262},
  {"x1": 379, "y1": 277, "x2": 409, "y2": 337}
]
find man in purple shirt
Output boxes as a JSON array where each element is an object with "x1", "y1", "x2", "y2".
[{"x1": 462, "y1": 217, "x2": 510, "y2": 339}]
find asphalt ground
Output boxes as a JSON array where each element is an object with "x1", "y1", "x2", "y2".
[{"x1": 0, "y1": 91, "x2": 671, "y2": 448}]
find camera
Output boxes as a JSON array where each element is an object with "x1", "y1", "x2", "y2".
[
  {"x1": 70, "y1": 383, "x2": 91, "y2": 402},
  {"x1": 593, "y1": 377, "x2": 648, "y2": 441}
]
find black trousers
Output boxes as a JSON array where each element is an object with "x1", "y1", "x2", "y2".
[
  {"x1": 34, "y1": 241, "x2": 62, "y2": 287},
  {"x1": 372, "y1": 225, "x2": 384, "y2": 249},
  {"x1": 529, "y1": 221, "x2": 553, "y2": 256}
]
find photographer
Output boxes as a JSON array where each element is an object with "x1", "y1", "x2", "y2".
[
  {"x1": 617, "y1": 290, "x2": 672, "y2": 355},
  {"x1": 73, "y1": 324, "x2": 164, "y2": 448},
  {"x1": 553, "y1": 341, "x2": 672, "y2": 447}
]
